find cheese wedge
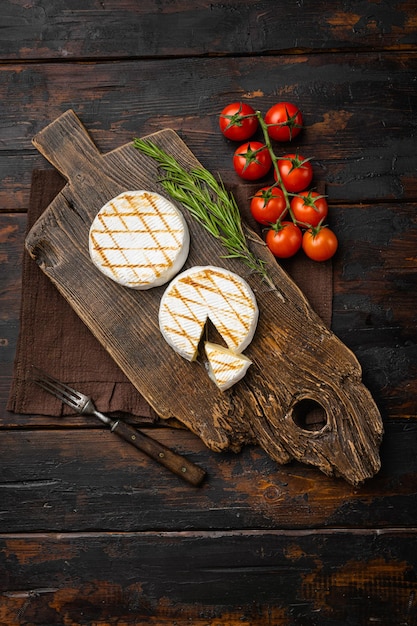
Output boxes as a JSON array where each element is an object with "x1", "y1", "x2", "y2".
[
  {"x1": 205, "y1": 342, "x2": 252, "y2": 391},
  {"x1": 159, "y1": 265, "x2": 259, "y2": 361},
  {"x1": 89, "y1": 190, "x2": 189, "y2": 289}
]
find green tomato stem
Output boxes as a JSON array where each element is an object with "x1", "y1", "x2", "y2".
[{"x1": 255, "y1": 110, "x2": 298, "y2": 226}]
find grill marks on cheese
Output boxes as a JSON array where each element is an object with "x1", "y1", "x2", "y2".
[
  {"x1": 89, "y1": 191, "x2": 189, "y2": 289},
  {"x1": 204, "y1": 342, "x2": 252, "y2": 391},
  {"x1": 94, "y1": 195, "x2": 178, "y2": 271},
  {"x1": 89, "y1": 192, "x2": 257, "y2": 390},
  {"x1": 167, "y1": 275, "x2": 251, "y2": 351},
  {"x1": 159, "y1": 266, "x2": 258, "y2": 366}
]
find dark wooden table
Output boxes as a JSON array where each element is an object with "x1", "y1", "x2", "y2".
[{"x1": 1, "y1": 2, "x2": 417, "y2": 624}]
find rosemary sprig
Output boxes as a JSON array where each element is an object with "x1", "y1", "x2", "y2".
[{"x1": 133, "y1": 137, "x2": 277, "y2": 290}]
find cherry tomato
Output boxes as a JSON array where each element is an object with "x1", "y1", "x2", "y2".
[
  {"x1": 250, "y1": 186, "x2": 287, "y2": 225},
  {"x1": 290, "y1": 191, "x2": 328, "y2": 227},
  {"x1": 265, "y1": 221, "x2": 302, "y2": 258},
  {"x1": 274, "y1": 153, "x2": 313, "y2": 193},
  {"x1": 264, "y1": 102, "x2": 303, "y2": 142},
  {"x1": 302, "y1": 226, "x2": 338, "y2": 261},
  {"x1": 219, "y1": 102, "x2": 258, "y2": 141},
  {"x1": 233, "y1": 142, "x2": 272, "y2": 180}
]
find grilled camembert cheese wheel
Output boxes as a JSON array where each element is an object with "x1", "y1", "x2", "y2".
[
  {"x1": 89, "y1": 190, "x2": 189, "y2": 289},
  {"x1": 159, "y1": 265, "x2": 259, "y2": 362},
  {"x1": 204, "y1": 342, "x2": 252, "y2": 391}
]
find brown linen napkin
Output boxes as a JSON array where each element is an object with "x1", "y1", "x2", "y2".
[
  {"x1": 7, "y1": 169, "x2": 155, "y2": 418},
  {"x1": 8, "y1": 170, "x2": 332, "y2": 417}
]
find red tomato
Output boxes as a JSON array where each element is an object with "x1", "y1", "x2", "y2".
[
  {"x1": 302, "y1": 227, "x2": 338, "y2": 261},
  {"x1": 250, "y1": 186, "x2": 287, "y2": 225},
  {"x1": 264, "y1": 102, "x2": 303, "y2": 142},
  {"x1": 290, "y1": 191, "x2": 328, "y2": 227},
  {"x1": 275, "y1": 153, "x2": 313, "y2": 193},
  {"x1": 233, "y1": 142, "x2": 272, "y2": 180},
  {"x1": 219, "y1": 102, "x2": 258, "y2": 141},
  {"x1": 265, "y1": 221, "x2": 302, "y2": 258}
]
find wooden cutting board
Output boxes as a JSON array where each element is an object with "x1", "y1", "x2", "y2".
[{"x1": 26, "y1": 109, "x2": 383, "y2": 485}]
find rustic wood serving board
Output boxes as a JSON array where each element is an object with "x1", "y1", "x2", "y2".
[{"x1": 26, "y1": 109, "x2": 383, "y2": 485}]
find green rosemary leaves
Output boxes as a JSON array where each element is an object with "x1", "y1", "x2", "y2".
[{"x1": 133, "y1": 138, "x2": 275, "y2": 289}]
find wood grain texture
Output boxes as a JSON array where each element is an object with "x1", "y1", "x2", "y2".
[
  {"x1": 2, "y1": 203, "x2": 416, "y2": 429},
  {"x1": 1, "y1": 2, "x2": 417, "y2": 621},
  {"x1": 0, "y1": 423, "x2": 416, "y2": 533},
  {"x1": 24, "y1": 110, "x2": 383, "y2": 484},
  {"x1": 2, "y1": 0, "x2": 417, "y2": 60},
  {"x1": 1, "y1": 530, "x2": 417, "y2": 625},
  {"x1": 2, "y1": 191, "x2": 416, "y2": 425},
  {"x1": 1, "y1": 53, "x2": 417, "y2": 211}
]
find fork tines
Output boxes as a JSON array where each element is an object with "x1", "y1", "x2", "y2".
[{"x1": 32, "y1": 366, "x2": 82, "y2": 410}]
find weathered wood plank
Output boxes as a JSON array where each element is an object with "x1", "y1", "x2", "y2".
[
  {"x1": 2, "y1": 195, "x2": 416, "y2": 426},
  {"x1": 1, "y1": 529, "x2": 417, "y2": 625},
  {"x1": 331, "y1": 202, "x2": 417, "y2": 421},
  {"x1": 2, "y1": 0, "x2": 417, "y2": 61},
  {"x1": 0, "y1": 4, "x2": 415, "y2": 621},
  {"x1": 1, "y1": 52, "x2": 417, "y2": 210},
  {"x1": 0, "y1": 422, "x2": 416, "y2": 532}
]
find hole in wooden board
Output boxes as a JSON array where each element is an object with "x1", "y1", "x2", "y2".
[{"x1": 290, "y1": 398, "x2": 328, "y2": 432}]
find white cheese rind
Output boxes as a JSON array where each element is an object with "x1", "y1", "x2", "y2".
[
  {"x1": 89, "y1": 190, "x2": 189, "y2": 289},
  {"x1": 204, "y1": 342, "x2": 252, "y2": 391},
  {"x1": 158, "y1": 265, "x2": 259, "y2": 361}
]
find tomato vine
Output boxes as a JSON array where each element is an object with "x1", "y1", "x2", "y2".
[{"x1": 220, "y1": 102, "x2": 338, "y2": 262}]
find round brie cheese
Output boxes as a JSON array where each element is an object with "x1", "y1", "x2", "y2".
[
  {"x1": 158, "y1": 265, "x2": 259, "y2": 361},
  {"x1": 89, "y1": 190, "x2": 189, "y2": 289}
]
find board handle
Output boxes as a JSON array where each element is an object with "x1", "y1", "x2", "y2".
[{"x1": 32, "y1": 109, "x2": 103, "y2": 182}]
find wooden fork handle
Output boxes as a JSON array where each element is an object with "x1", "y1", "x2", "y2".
[{"x1": 110, "y1": 419, "x2": 206, "y2": 486}]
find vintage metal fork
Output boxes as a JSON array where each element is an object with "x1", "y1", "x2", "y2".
[{"x1": 32, "y1": 367, "x2": 206, "y2": 486}]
